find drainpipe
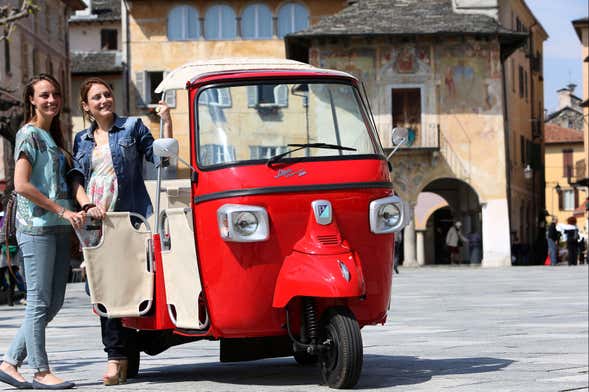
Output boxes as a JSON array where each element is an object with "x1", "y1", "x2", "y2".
[
  {"x1": 123, "y1": 0, "x2": 130, "y2": 115},
  {"x1": 500, "y1": 41, "x2": 513, "y2": 255}
]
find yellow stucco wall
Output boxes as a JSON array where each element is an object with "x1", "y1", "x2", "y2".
[
  {"x1": 126, "y1": 0, "x2": 347, "y2": 170},
  {"x1": 580, "y1": 23, "x2": 589, "y2": 174}
]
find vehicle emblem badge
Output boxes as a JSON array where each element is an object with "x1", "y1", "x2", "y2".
[{"x1": 312, "y1": 200, "x2": 332, "y2": 225}]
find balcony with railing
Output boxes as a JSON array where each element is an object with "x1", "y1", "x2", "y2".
[{"x1": 385, "y1": 124, "x2": 471, "y2": 182}]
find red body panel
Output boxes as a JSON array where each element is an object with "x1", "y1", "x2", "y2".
[{"x1": 191, "y1": 162, "x2": 393, "y2": 337}]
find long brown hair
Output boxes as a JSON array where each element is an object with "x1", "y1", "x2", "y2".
[
  {"x1": 79, "y1": 77, "x2": 114, "y2": 124},
  {"x1": 23, "y1": 73, "x2": 66, "y2": 151}
]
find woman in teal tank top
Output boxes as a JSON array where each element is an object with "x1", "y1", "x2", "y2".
[{"x1": 0, "y1": 74, "x2": 86, "y2": 390}]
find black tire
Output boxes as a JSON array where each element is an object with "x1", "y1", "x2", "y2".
[
  {"x1": 319, "y1": 307, "x2": 363, "y2": 389},
  {"x1": 127, "y1": 348, "x2": 140, "y2": 379},
  {"x1": 293, "y1": 350, "x2": 318, "y2": 366}
]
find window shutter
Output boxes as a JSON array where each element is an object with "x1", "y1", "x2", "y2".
[
  {"x1": 219, "y1": 88, "x2": 231, "y2": 107},
  {"x1": 136, "y1": 71, "x2": 147, "y2": 107},
  {"x1": 163, "y1": 71, "x2": 176, "y2": 108},
  {"x1": 247, "y1": 85, "x2": 258, "y2": 107},
  {"x1": 274, "y1": 84, "x2": 288, "y2": 107},
  {"x1": 574, "y1": 188, "x2": 579, "y2": 209},
  {"x1": 558, "y1": 190, "x2": 563, "y2": 210}
]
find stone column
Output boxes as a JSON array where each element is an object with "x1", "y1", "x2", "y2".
[
  {"x1": 403, "y1": 219, "x2": 418, "y2": 266},
  {"x1": 416, "y1": 230, "x2": 425, "y2": 266}
]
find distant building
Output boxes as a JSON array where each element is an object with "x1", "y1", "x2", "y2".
[
  {"x1": 69, "y1": 0, "x2": 124, "y2": 137},
  {"x1": 544, "y1": 123, "x2": 586, "y2": 235},
  {"x1": 121, "y1": 0, "x2": 348, "y2": 172},
  {"x1": 286, "y1": 0, "x2": 547, "y2": 267},
  {"x1": 545, "y1": 84, "x2": 584, "y2": 130},
  {"x1": 0, "y1": 0, "x2": 85, "y2": 185},
  {"x1": 571, "y1": 17, "x2": 588, "y2": 195}
]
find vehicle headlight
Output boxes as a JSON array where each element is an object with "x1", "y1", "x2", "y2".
[
  {"x1": 369, "y1": 196, "x2": 409, "y2": 234},
  {"x1": 217, "y1": 204, "x2": 269, "y2": 242},
  {"x1": 234, "y1": 212, "x2": 258, "y2": 236}
]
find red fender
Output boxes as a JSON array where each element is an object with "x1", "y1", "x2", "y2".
[{"x1": 272, "y1": 250, "x2": 365, "y2": 308}]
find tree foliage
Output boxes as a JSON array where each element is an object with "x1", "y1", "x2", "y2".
[{"x1": 0, "y1": 0, "x2": 39, "y2": 42}]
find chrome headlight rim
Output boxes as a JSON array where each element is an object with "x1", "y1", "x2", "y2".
[
  {"x1": 217, "y1": 204, "x2": 269, "y2": 242},
  {"x1": 369, "y1": 195, "x2": 408, "y2": 234}
]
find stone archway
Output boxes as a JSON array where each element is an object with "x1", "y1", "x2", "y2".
[{"x1": 411, "y1": 177, "x2": 482, "y2": 265}]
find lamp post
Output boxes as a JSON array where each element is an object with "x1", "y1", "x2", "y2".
[
  {"x1": 524, "y1": 164, "x2": 535, "y2": 264},
  {"x1": 552, "y1": 183, "x2": 561, "y2": 215}
]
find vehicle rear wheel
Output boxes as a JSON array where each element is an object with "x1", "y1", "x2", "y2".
[{"x1": 319, "y1": 307, "x2": 363, "y2": 389}]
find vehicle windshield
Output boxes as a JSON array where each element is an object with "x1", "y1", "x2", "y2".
[{"x1": 195, "y1": 81, "x2": 380, "y2": 167}]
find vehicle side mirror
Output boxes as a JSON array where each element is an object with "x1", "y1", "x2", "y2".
[
  {"x1": 391, "y1": 127, "x2": 409, "y2": 147},
  {"x1": 153, "y1": 138, "x2": 179, "y2": 158},
  {"x1": 387, "y1": 127, "x2": 408, "y2": 160}
]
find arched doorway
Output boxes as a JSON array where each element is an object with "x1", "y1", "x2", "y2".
[{"x1": 415, "y1": 178, "x2": 482, "y2": 265}]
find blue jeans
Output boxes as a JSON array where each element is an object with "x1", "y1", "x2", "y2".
[
  {"x1": 2, "y1": 231, "x2": 71, "y2": 372},
  {"x1": 547, "y1": 238, "x2": 558, "y2": 266}
]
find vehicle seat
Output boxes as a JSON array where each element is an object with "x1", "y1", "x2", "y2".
[
  {"x1": 83, "y1": 212, "x2": 153, "y2": 318},
  {"x1": 160, "y1": 208, "x2": 206, "y2": 329}
]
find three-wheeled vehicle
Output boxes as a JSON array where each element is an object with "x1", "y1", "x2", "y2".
[{"x1": 82, "y1": 58, "x2": 409, "y2": 389}]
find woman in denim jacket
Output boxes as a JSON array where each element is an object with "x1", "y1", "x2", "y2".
[
  {"x1": 0, "y1": 74, "x2": 85, "y2": 390},
  {"x1": 69, "y1": 77, "x2": 172, "y2": 385}
]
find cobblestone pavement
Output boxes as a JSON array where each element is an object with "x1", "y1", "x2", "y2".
[{"x1": 1, "y1": 265, "x2": 587, "y2": 391}]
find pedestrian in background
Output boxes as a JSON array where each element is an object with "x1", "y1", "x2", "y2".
[
  {"x1": 0, "y1": 74, "x2": 85, "y2": 390},
  {"x1": 467, "y1": 229, "x2": 482, "y2": 264},
  {"x1": 446, "y1": 221, "x2": 467, "y2": 264},
  {"x1": 69, "y1": 77, "x2": 172, "y2": 386},
  {"x1": 393, "y1": 230, "x2": 402, "y2": 274},
  {"x1": 546, "y1": 216, "x2": 560, "y2": 266},
  {"x1": 563, "y1": 217, "x2": 579, "y2": 266}
]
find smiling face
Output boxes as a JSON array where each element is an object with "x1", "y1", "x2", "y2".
[
  {"x1": 29, "y1": 80, "x2": 62, "y2": 120},
  {"x1": 82, "y1": 82, "x2": 115, "y2": 121}
]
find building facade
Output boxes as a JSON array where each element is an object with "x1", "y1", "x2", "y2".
[
  {"x1": 122, "y1": 0, "x2": 348, "y2": 171},
  {"x1": 0, "y1": 0, "x2": 85, "y2": 186},
  {"x1": 544, "y1": 124, "x2": 586, "y2": 235},
  {"x1": 572, "y1": 17, "x2": 588, "y2": 202},
  {"x1": 69, "y1": 0, "x2": 125, "y2": 136},
  {"x1": 545, "y1": 84, "x2": 584, "y2": 131},
  {"x1": 286, "y1": 0, "x2": 547, "y2": 267}
]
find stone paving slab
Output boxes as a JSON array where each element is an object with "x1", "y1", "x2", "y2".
[{"x1": 0, "y1": 265, "x2": 587, "y2": 391}]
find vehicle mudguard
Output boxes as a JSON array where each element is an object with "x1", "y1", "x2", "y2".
[{"x1": 272, "y1": 250, "x2": 365, "y2": 308}]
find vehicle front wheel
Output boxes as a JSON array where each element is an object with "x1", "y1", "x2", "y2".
[{"x1": 319, "y1": 307, "x2": 363, "y2": 389}]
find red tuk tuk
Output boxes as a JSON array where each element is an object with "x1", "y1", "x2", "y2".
[{"x1": 83, "y1": 58, "x2": 409, "y2": 389}]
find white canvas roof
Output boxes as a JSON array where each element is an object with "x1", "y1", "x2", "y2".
[{"x1": 154, "y1": 58, "x2": 353, "y2": 93}]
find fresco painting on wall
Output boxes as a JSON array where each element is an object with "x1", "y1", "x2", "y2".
[
  {"x1": 378, "y1": 45, "x2": 431, "y2": 79},
  {"x1": 318, "y1": 48, "x2": 376, "y2": 82},
  {"x1": 437, "y1": 41, "x2": 497, "y2": 113}
]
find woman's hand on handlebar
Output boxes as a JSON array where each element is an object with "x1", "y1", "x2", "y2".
[
  {"x1": 64, "y1": 210, "x2": 86, "y2": 230},
  {"x1": 87, "y1": 205, "x2": 106, "y2": 220}
]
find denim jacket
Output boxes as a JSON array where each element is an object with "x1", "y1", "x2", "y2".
[{"x1": 69, "y1": 114, "x2": 155, "y2": 219}]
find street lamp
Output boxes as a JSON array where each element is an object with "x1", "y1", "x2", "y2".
[{"x1": 554, "y1": 183, "x2": 561, "y2": 193}]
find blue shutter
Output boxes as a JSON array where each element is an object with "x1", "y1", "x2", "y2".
[
  {"x1": 247, "y1": 86, "x2": 258, "y2": 107},
  {"x1": 219, "y1": 88, "x2": 231, "y2": 107},
  {"x1": 187, "y1": 6, "x2": 199, "y2": 39},
  {"x1": 168, "y1": 7, "x2": 183, "y2": 40},
  {"x1": 274, "y1": 84, "x2": 288, "y2": 107},
  {"x1": 135, "y1": 71, "x2": 147, "y2": 107},
  {"x1": 220, "y1": 5, "x2": 236, "y2": 39}
]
